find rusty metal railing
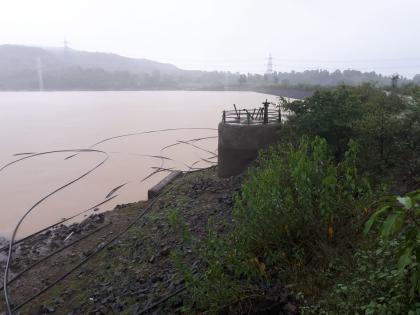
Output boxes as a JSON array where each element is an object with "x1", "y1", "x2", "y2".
[{"x1": 221, "y1": 100, "x2": 281, "y2": 125}]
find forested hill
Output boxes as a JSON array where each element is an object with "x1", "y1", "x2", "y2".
[
  {"x1": 0, "y1": 44, "x2": 418, "y2": 91},
  {"x1": 0, "y1": 45, "x2": 181, "y2": 75},
  {"x1": 0, "y1": 45, "x2": 182, "y2": 90}
]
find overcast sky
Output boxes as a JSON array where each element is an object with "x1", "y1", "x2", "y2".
[{"x1": 0, "y1": 0, "x2": 419, "y2": 77}]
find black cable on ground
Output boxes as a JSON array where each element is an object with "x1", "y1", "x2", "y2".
[
  {"x1": 2, "y1": 149, "x2": 109, "y2": 315},
  {"x1": 4, "y1": 145, "x2": 213, "y2": 255},
  {"x1": 183, "y1": 165, "x2": 217, "y2": 174},
  {"x1": 0, "y1": 196, "x2": 118, "y2": 253},
  {"x1": 141, "y1": 167, "x2": 174, "y2": 182},
  {"x1": 137, "y1": 275, "x2": 206, "y2": 314},
  {"x1": 0, "y1": 222, "x2": 112, "y2": 292},
  {"x1": 11, "y1": 178, "x2": 181, "y2": 313},
  {"x1": 0, "y1": 132, "x2": 217, "y2": 313},
  {"x1": 136, "y1": 286, "x2": 187, "y2": 315},
  {"x1": 6, "y1": 166, "x2": 216, "y2": 312}
]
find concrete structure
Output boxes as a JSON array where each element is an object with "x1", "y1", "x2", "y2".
[
  {"x1": 148, "y1": 171, "x2": 182, "y2": 199},
  {"x1": 218, "y1": 122, "x2": 281, "y2": 177}
]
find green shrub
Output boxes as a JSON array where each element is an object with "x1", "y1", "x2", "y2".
[
  {"x1": 281, "y1": 84, "x2": 419, "y2": 188},
  {"x1": 300, "y1": 239, "x2": 420, "y2": 315},
  {"x1": 281, "y1": 86, "x2": 364, "y2": 160},
  {"x1": 232, "y1": 137, "x2": 371, "y2": 265},
  {"x1": 301, "y1": 190, "x2": 420, "y2": 315},
  {"x1": 365, "y1": 190, "x2": 420, "y2": 296},
  {"x1": 172, "y1": 137, "x2": 372, "y2": 313}
]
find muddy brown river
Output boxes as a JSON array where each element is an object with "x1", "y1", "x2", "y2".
[{"x1": 0, "y1": 91, "x2": 276, "y2": 239}]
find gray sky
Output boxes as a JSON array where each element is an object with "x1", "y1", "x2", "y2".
[{"x1": 1, "y1": 0, "x2": 419, "y2": 77}]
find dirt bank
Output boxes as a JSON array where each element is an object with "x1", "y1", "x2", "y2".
[{"x1": 1, "y1": 167, "x2": 296, "y2": 314}]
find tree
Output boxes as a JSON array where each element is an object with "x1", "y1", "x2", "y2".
[
  {"x1": 238, "y1": 74, "x2": 247, "y2": 85},
  {"x1": 282, "y1": 86, "x2": 363, "y2": 160}
]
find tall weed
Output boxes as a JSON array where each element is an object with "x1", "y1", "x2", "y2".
[{"x1": 171, "y1": 137, "x2": 372, "y2": 313}]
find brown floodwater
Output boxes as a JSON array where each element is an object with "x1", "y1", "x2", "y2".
[{"x1": 0, "y1": 91, "x2": 277, "y2": 239}]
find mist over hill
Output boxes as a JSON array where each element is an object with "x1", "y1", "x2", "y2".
[
  {"x1": 0, "y1": 45, "x2": 418, "y2": 91},
  {"x1": 0, "y1": 45, "x2": 184, "y2": 90}
]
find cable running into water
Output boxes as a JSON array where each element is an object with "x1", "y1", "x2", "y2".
[{"x1": 2, "y1": 149, "x2": 109, "y2": 315}]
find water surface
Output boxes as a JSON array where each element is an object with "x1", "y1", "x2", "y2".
[{"x1": 0, "y1": 91, "x2": 276, "y2": 238}]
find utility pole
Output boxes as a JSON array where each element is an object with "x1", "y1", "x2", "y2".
[
  {"x1": 36, "y1": 57, "x2": 44, "y2": 91},
  {"x1": 263, "y1": 99, "x2": 270, "y2": 124},
  {"x1": 266, "y1": 53, "x2": 273, "y2": 74}
]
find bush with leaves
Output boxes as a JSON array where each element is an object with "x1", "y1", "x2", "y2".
[
  {"x1": 281, "y1": 86, "x2": 364, "y2": 160},
  {"x1": 398, "y1": 92, "x2": 420, "y2": 187},
  {"x1": 281, "y1": 84, "x2": 419, "y2": 188},
  {"x1": 232, "y1": 136, "x2": 371, "y2": 265},
  {"x1": 300, "y1": 239, "x2": 419, "y2": 315},
  {"x1": 171, "y1": 137, "x2": 372, "y2": 313},
  {"x1": 353, "y1": 85, "x2": 406, "y2": 163},
  {"x1": 365, "y1": 190, "x2": 420, "y2": 297}
]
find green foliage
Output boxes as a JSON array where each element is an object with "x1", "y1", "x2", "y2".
[
  {"x1": 399, "y1": 92, "x2": 420, "y2": 186},
  {"x1": 276, "y1": 85, "x2": 420, "y2": 314},
  {"x1": 282, "y1": 86, "x2": 364, "y2": 159},
  {"x1": 171, "y1": 84, "x2": 420, "y2": 313},
  {"x1": 171, "y1": 137, "x2": 372, "y2": 313},
  {"x1": 389, "y1": 82, "x2": 420, "y2": 97},
  {"x1": 365, "y1": 190, "x2": 420, "y2": 296},
  {"x1": 300, "y1": 190, "x2": 420, "y2": 315},
  {"x1": 353, "y1": 85, "x2": 406, "y2": 161},
  {"x1": 300, "y1": 239, "x2": 420, "y2": 315},
  {"x1": 167, "y1": 208, "x2": 192, "y2": 243},
  {"x1": 282, "y1": 84, "x2": 420, "y2": 189},
  {"x1": 170, "y1": 216, "x2": 260, "y2": 314},
  {"x1": 232, "y1": 137, "x2": 371, "y2": 264}
]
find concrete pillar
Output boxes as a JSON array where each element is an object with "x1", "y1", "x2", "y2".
[{"x1": 217, "y1": 122, "x2": 281, "y2": 177}]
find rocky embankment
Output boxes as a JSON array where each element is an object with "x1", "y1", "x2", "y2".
[
  {"x1": 1, "y1": 167, "x2": 297, "y2": 314},
  {"x1": 0, "y1": 237, "x2": 8, "y2": 271},
  {"x1": 0, "y1": 213, "x2": 106, "y2": 284}
]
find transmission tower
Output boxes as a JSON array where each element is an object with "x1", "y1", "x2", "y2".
[
  {"x1": 63, "y1": 38, "x2": 70, "y2": 51},
  {"x1": 266, "y1": 53, "x2": 273, "y2": 74}
]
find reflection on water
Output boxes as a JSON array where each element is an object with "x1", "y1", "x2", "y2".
[{"x1": 0, "y1": 91, "x2": 276, "y2": 238}]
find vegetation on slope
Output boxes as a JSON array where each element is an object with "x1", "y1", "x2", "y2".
[{"x1": 172, "y1": 84, "x2": 420, "y2": 314}]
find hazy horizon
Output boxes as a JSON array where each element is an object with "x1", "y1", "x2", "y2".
[{"x1": 1, "y1": 0, "x2": 419, "y2": 78}]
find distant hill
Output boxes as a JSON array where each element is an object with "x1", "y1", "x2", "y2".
[
  {"x1": 0, "y1": 44, "x2": 418, "y2": 91},
  {"x1": 0, "y1": 45, "x2": 182, "y2": 90}
]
